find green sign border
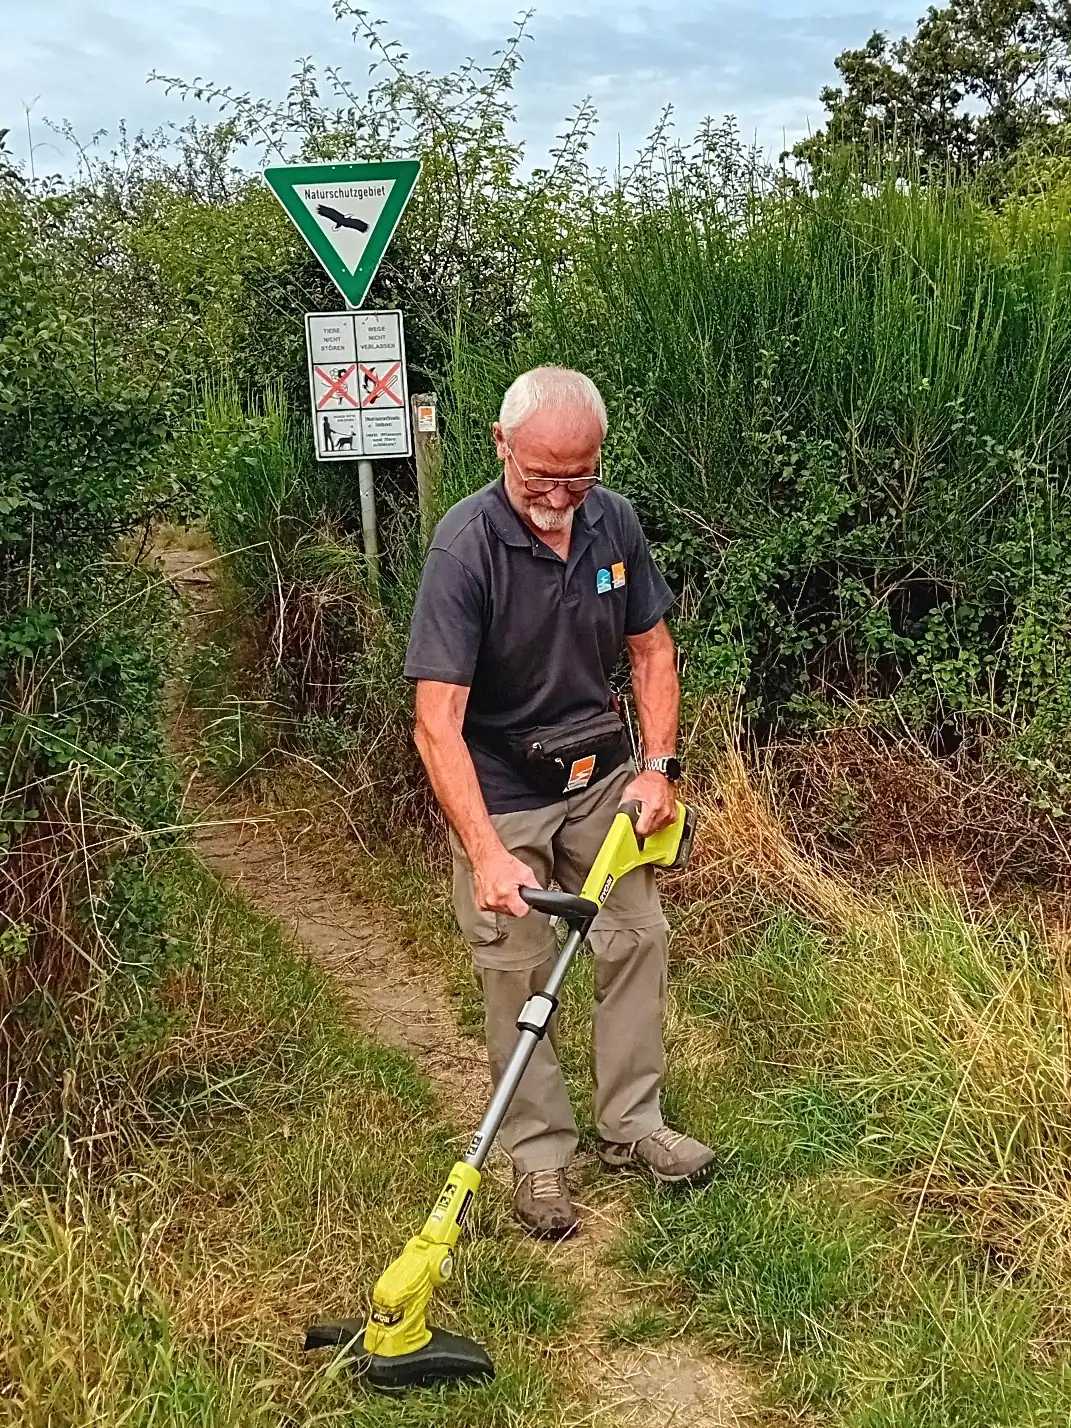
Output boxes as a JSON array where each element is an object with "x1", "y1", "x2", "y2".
[{"x1": 263, "y1": 160, "x2": 421, "y2": 307}]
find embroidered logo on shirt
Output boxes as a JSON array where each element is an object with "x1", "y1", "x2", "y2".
[
  {"x1": 596, "y1": 567, "x2": 613, "y2": 595},
  {"x1": 566, "y1": 755, "x2": 597, "y2": 791},
  {"x1": 612, "y1": 561, "x2": 627, "y2": 589}
]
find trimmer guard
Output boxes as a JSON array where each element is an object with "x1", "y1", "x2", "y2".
[{"x1": 303, "y1": 1319, "x2": 493, "y2": 1392}]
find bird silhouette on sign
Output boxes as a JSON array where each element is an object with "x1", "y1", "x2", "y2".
[{"x1": 316, "y1": 204, "x2": 369, "y2": 233}]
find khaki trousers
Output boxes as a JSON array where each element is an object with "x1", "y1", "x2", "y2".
[{"x1": 450, "y1": 764, "x2": 668, "y2": 1173}]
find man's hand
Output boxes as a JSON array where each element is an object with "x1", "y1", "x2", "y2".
[
  {"x1": 622, "y1": 769, "x2": 677, "y2": 836},
  {"x1": 473, "y1": 845, "x2": 539, "y2": 917}
]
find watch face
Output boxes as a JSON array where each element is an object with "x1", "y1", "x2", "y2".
[{"x1": 665, "y1": 757, "x2": 682, "y2": 782}]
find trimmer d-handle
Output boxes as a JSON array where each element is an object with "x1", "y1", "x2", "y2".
[{"x1": 519, "y1": 886, "x2": 599, "y2": 929}]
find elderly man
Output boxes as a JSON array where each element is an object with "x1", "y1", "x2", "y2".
[{"x1": 404, "y1": 365, "x2": 714, "y2": 1237}]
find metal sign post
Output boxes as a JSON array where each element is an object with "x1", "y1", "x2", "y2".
[{"x1": 357, "y1": 458, "x2": 380, "y2": 596}]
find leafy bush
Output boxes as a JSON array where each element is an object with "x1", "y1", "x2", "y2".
[
  {"x1": 443, "y1": 158, "x2": 1071, "y2": 763},
  {"x1": 0, "y1": 186, "x2": 181, "y2": 1140},
  {"x1": 140, "y1": 13, "x2": 1071, "y2": 804}
]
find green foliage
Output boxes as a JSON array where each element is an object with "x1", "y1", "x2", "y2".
[
  {"x1": 22, "y1": 12, "x2": 1071, "y2": 786},
  {"x1": 0, "y1": 182, "x2": 183, "y2": 1122},
  {"x1": 0, "y1": 129, "x2": 20, "y2": 192},
  {"x1": 134, "y1": 7, "x2": 1071, "y2": 791},
  {"x1": 441, "y1": 156, "x2": 1071, "y2": 760},
  {"x1": 794, "y1": 0, "x2": 1071, "y2": 176}
]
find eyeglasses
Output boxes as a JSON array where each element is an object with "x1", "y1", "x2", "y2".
[{"x1": 503, "y1": 443, "x2": 603, "y2": 495}]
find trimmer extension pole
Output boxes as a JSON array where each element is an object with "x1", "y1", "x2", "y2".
[{"x1": 463, "y1": 927, "x2": 585, "y2": 1171}]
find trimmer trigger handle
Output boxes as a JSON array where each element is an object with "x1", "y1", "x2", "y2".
[{"x1": 618, "y1": 799, "x2": 646, "y2": 848}]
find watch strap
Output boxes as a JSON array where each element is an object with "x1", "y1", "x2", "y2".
[{"x1": 642, "y1": 755, "x2": 681, "y2": 780}]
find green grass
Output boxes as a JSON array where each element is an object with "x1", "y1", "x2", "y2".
[
  {"x1": 0, "y1": 852, "x2": 583, "y2": 1428},
  {"x1": 608, "y1": 876, "x2": 1071, "y2": 1425}
]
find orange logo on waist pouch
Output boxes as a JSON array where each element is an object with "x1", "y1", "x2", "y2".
[{"x1": 565, "y1": 755, "x2": 597, "y2": 792}]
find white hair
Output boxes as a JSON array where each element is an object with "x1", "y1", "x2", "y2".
[{"x1": 498, "y1": 366, "x2": 608, "y2": 440}]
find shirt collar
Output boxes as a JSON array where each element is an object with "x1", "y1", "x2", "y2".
[
  {"x1": 485, "y1": 476, "x2": 606, "y2": 552},
  {"x1": 485, "y1": 476, "x2": 531, "y2": 547}
]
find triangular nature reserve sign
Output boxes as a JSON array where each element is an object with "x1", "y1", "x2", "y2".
[{"x1": 263, "y1": 160, "x2": 421, "y2": 307}]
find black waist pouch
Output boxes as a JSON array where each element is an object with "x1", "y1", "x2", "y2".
[{"x1": 496, "y1": 710, "x2": 631, "y2": 798}]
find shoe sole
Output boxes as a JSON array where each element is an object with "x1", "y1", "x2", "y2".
[
  {"x1": 514, "y1": 1216, "x2": 579, "y2": 1240},
  {"x1": 597, "y1": 1152, "x2": 716, "y2": 1186}
]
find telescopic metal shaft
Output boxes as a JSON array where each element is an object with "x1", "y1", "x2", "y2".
[{"x1": 463, "y1": 926, "x2": 584, "y2": 1171}]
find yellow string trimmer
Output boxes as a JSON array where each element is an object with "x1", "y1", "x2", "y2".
[{"x1": 304, "y1": 797, "x2": 696, "y2": 1392}]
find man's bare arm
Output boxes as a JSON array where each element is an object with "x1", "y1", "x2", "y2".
[
  {"x1": 413, "y1": 680, "x2": 536, "y2": 916},
  {"x1": 622, "y1": 619, "x2": 680, "y2": 835},
  {"x1": 627, "y1": 619, "x2": 679, "y2": 756}
]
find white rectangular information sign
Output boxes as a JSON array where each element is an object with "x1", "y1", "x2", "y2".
[{"x1": 305, "y1": 309, "x2": 412, "y2": 461}]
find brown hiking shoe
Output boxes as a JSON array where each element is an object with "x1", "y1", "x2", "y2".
[
  {"x1": 597, "y1": 1125, "x2": 716, "y2": 1185},
  {"x1": 513, "y1": 1168, "x2": 578, "y2": 1238}
]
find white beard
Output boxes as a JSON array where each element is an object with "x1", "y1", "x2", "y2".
[{"x1": 527, "y1": 503, "x2": 574, "y2": 533}]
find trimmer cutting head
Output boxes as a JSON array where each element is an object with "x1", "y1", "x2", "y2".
[{"x1": 304, "y1": 1320, "x2": 494, "y2": 1392}]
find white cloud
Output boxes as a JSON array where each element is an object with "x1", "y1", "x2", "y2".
[{"x1": 3, "y1": 0, "x2": 920, "y2": 176}]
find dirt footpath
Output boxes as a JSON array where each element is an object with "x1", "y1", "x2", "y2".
[{"x1": 157, "y1": 536, "x2": 766, "y2": 1428}]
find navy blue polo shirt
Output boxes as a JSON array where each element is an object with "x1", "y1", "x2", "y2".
[{"x1": 404, "y1": 477, "x2": 673, "y2": 812}]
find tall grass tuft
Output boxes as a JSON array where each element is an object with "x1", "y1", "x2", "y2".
[
  {"x1": 443, "y1": 161, "x2": 1071, "y2": 763},
  {"x1": 189, "y1": 383, "x2": 432, "y2": 835}
]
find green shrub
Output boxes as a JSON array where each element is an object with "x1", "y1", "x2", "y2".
[
  {"x1": 0, "y1": 187, "x2": 181, "y2": 1136},
  {"x1": 443, "y1": 165, "x2": 1071, "y2": 758}
]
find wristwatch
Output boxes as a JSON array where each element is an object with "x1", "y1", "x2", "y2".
[{"x1": 642, "y1": 755, "x2": 682, "y2": 782}]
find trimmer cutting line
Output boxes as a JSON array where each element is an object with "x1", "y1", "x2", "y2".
[{"x1": 304, "y1": 797, "x2": 697, "y2": 1392}]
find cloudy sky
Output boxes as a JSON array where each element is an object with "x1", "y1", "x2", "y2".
[{"x1": 4, "y1": 1, "x2": 920, "y2": 177}]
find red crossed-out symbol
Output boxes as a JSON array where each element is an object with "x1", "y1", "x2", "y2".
[
  {"x1": 359, "y1": 361, "x2": 403, "y2": 407},
  {"x1": 315, "y1": 364, "x2": 359, "y2": 409}
]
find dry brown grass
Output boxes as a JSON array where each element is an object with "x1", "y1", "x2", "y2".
[
  {"x1": 672, "y1": 744, "x2": 887, "y2": 941},
  {"x1": 774, "y1": 727, "x2": 1071, "y2": 895}
]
